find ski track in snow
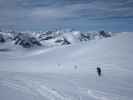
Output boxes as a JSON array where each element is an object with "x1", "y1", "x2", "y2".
[
  {"x1": 0, "y1": 73, "x2": 81, "y2": 100},
  {"x1": 0, "y1": 79, "x2": 70, "y2": 100},
  {"x1": 1, "y1": 80, "x2": 65, "y2": 100},
  {"x1": 0, "y1": 74, "x2": 122, "y2": 100},
  {"x1": 87, "y1": 89, "x2": 119, "y2": 100}
]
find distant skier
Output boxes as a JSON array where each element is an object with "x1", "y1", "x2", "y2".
[
  {"x1": 96, "y1": 67, "x2": 102, "y2": 76},
  {"x1": 74, "y1": 65, "x2": 78, "y2": 70}
]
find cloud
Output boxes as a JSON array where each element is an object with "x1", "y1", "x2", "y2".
[{"x1": 0, "y1": 0, "x2": 133, "y2": 31}]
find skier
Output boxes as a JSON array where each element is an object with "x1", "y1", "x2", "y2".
[{"x1": 96, "y1": 67, "x2": 102, "y2": 76}]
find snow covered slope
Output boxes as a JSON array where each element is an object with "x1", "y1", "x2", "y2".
[{"x1": 0, "y1": 32, "x2": 133, "y2": 100}]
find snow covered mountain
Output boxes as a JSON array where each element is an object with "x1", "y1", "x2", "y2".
[
  {"x1": 0, "y1": 30, "x2": 113, "y2": 48},
  {"x1": 0, "y1": 32, "x2": 133, "y2": 100},
  {"x1": 37, "y1": 30, "x2": 113, "y2": 47}
]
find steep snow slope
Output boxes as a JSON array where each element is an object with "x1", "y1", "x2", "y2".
[{"x1": 0, "y1": 32, "x2": 133, "y2": 100}]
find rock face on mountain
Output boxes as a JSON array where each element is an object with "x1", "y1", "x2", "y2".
[
  {"x1": 0, "y1": 32, "x2": 12, "y2": 43},
  {"x1": 99, "y1": 30, "x2": 111, "y2": 38},
  {"x1": 13, "y1": 33, "x2": 42, "y2": 48},
  {"x1": 0, "y1": 34, "x2": 5, "y2": 43}
]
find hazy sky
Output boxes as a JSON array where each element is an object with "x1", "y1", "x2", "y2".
[{"x1": 0, "y1": 0, "x2": 133, "y2": 32}]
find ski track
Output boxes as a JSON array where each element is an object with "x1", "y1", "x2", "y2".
[
  {"x1": 0, "y1": 73, "x2": 121, "y2": 100},
  {"x1": 0, "y1": 73, "x2": 81, "y2": 100},
  {"x1": 87, "y1": 89, "x2": 116, "y2": 100},
  {"x1": 0, "y1": 79, "x2": 70, "y2": 100}
]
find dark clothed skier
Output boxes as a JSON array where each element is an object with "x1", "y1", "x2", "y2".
[{"x1": 97, "y1": 67, "x2": 102, "y2": 76}]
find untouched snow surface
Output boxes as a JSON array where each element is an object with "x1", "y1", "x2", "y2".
[{"x1": 0, "y1": 32, "x2": 133, "y2": 100}]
